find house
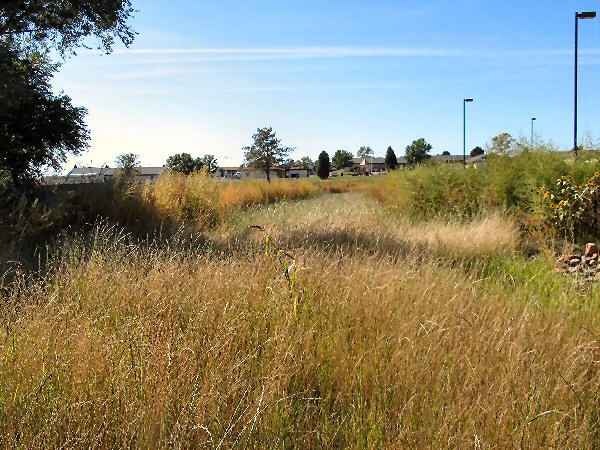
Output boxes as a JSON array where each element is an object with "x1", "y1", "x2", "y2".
[
  {"x1": 360, "y1": 157, "x2": 386, "y2": 175},
  {"x1": 42, "y1": 166, "x2": 166, "y2": 185},
  {"x1": 286, "y1": 167, "x2": 310, "y2": 178}
]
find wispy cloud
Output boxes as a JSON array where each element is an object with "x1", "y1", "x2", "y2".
[
  {"x1": 111, "y1": 66, "x2": 215, "y2": 80},
  {"x1": 114, "y1": 46, "x2": 465, "y2": 58},
  {"x1": 111, "y1": 46, "x2": 600, "y2": 61}
]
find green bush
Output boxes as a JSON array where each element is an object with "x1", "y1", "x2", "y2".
[
  {"x1": 379, "y1": 163, "x2": 485, "y2": 221},
  {"x1": 373, "y1": 145, "x2": 600, "y2": 235},
  {"x1": 537, "y1": 172, "x2": 600, "y2": 239}
]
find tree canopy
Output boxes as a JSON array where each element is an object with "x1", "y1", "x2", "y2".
[
  {"x1": 317, "y1": 151, "x2": 330, "y2": 180},
  {"x1": 332, "y1": 150, "x2": 354, "y2": 170},
  {"x1": 487, "y1": 133, "x2": 514, "y2": 155},
  {"x1": 295, "y1": 156, "x2": 314, "y2": 170},
  {"x1": 115, "y1": 152, "x2": 140, "y2": 178},
  {"x1": 0, "y1": 0, "x2": 135, "y2": 55},
  {"x1": 0, "y1": 1, "x2": 136, "y2": 192},
  {"x1": 385, "y1": 146, "x2": 398, "y2": 170},
  {"x1": 357, "y1": 146, "x2": 373, "y2": 159},
  {"x1": 166, "y1": 153, "x2": 204, "y2": 175},
  {"x1": 405, "y1": 138, "x2": 432, "y2": 165},
  {"x1": 243, "y1": 127, "x2": 293, "y2": 182},
  {"x1": 0, "y1": 43, "x2": 88, "y2": 188},
  {"x1": 470, "y1": 146, "x2": 484, "y2": 157},
  {"x1": 198, "y1": 154, "x2": 218, "y2": 173}
]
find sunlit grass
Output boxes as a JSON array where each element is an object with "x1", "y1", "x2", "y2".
[{"x1": 2, "y1": 192, "x2": 599, "y2": 448}]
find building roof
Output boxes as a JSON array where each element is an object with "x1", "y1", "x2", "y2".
[
  {"x1": 431, "y1": 155, "x2": 465, "y2": 162},
  {"x1": 68, "y1": 166, "x2": 165, "y2": 176},
  {"x1": 361, "y1": 157, "x2": 386, "y2": 165}
]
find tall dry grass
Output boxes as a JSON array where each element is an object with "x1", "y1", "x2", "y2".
[
  {"x1": 2, "y1": 193, "x2": 599, "y2": 448},
  {"x1": 218, "y1": 177, "x2": 319, "y2": 209}
]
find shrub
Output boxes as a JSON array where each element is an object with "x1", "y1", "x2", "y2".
[
  {"x1": 537, "y1": 172, "x2": 600, "y2": 239},
  {"x1": 373, "y1": 163, "x2": 485, "y2": 221}
]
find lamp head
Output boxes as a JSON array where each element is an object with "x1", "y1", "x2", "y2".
[
  {"x1": 464, "y1": 98, "x2": 473, "y2": 102},
  {"x1": 577, "y1": 11, "x2": 597, "y2": 19}
]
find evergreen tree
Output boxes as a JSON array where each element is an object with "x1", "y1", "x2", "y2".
[
  {"x1": 385, "y1": 146, "x2": 398, "y2": 170},
  {"x1": 317, "y1": 151, "x2": 330, "y2": 180}
]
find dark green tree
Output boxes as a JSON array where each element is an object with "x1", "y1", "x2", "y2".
[
  {"x1": 470, "y1": 146, "x2": 484, "y2": 157},
  {"x1": 166, "y1": 153, "x2": 204, "y2": 175},
  {"x1": 0, "y1": 1, "x2": 135, "y2": 191},
  {"x1": 0, "y1": 1, "x2": 135, "y2": 54},
  {"x1": 243, "y1": 127, "x2": 293, "y2": 182},
  {"x1": 385, "y1": 146, "x2": 398, "y2": 170},
  {"x1": 357, "y1": 146, "x2": 374, "y2": 159},
  {"x1": 405, "y1": 138, "x2": 432, "y2": 165},
  {"x1": 441, "y1": 150, "x2": 451, "y2": 156},
  {"x1": 317, "y1": 151, "x2": 330, "y2": 180},
  {"x1": 332, "y1": 150, "x2": 353, "y2": 170},
  {"x1": 115, "y1": 153, "x2": 140, "y2": 178},
  {"x1": 0, "y1": 43, "x2": 88, "y2": 189}
]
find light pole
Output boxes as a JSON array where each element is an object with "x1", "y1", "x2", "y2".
[
  {"x1": 531, "y1": 117, "x2": 536, "y2": 148},
  {"x1": 574, "y1": 11, "x2": 596, "y2": 157},
  {"x1": 463, "y1": 98, "x2": 473, "y2": 165}
]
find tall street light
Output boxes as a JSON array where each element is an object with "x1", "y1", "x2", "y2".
[
  {"x1": 531, "y1": 117, "x2": 536, "y2": 148},
  {"x1": 463, "y1": 98, "x2": 473, "y2": 165},
  {"x1": 574, "y1": 11, "x2": 596, "y2": 157}
]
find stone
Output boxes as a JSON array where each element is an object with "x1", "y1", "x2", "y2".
[
  {"x1": 584, "y1": 243, "x2": 599, "y2": 258},
  {"x1": 569, "y1": 258, "x2": 581, "y2": 267},
  {"x1": 569, "y1": 266, "x2": 580, "y2": 273}
]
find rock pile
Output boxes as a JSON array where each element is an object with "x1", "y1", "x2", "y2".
[{"x1": 556, "y1": 243, "x2": 599, "y2": 284}]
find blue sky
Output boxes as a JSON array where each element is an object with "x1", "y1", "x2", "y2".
[{"x1": 52, "y1": 0, "x2": 600, "y2": 169}]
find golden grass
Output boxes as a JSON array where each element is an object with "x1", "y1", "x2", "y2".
[
  {"x1": 139, "y1": 172, "x2": 367, "y2": 230},
  {"x1": 218, "y1": 177, "x2": 319, "y2": 209},
  {"x1": 226, "y1": 193, "x2": 518, "y2": 260},
  {"x1": 1, "y1": 193, "x2": 600, "y2": 448},
  {"x1": 403, "y1": 213, "x2": 518, "y2": 257}
]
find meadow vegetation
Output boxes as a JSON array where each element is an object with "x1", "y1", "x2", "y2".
[
  {"x1": 2, "y1": 147, "x2": 600, "y2": 447},
  {"x1": 372, "y1": 147, "x2": 600, "y2": 241}
]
